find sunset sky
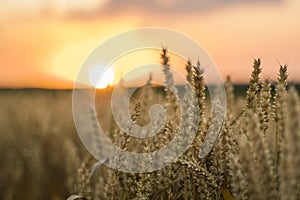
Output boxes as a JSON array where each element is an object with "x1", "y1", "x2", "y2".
[{"x1": 0, "y1": 0, "x2": 299, "y2": 88}]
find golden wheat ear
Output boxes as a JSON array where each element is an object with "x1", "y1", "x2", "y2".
[{"x1": 245, "y1": 58, "x2": 262, "y2": 110}]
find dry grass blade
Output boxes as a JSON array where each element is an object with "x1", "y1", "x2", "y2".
[
  {"x1": 66, "y1": 195, "x2": 87, "y2": 200},
  {"x1": 199, "y1": 98, "x2": 225, "y2": 158}
]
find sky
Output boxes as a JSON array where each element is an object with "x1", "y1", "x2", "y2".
[{"x1": 0, "y1": 0, "x2": 299, "y2": 88}]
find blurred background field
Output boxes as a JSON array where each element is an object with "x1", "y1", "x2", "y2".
[
  {"x1": 0, "y1": 89, "x2": 83, "y2": 199},
  {"x1": 0, "y1": 84, "x2": 299, "y2": 199}
]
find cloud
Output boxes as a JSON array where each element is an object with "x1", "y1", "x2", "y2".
[
  {"x1": 0, "y1": 0, "x2": 107, "y2": 20},
  {"x1": 0, "y1": 0, "x2": 283, "y2": 21},
  {"x1": 103, "y1": 0, "x2": 281, "y2": 13},
  {"x1": 65, "y1": 0, "x2": 283, "y2": 19}
]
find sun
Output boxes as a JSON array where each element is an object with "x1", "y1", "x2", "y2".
[{"x1": 88, "y1": 66, "x2": 115, "y2": 89}]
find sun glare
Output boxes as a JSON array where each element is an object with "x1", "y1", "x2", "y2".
[{"x1": 88, "y1": 66, "x2": 115, "y2": 89}]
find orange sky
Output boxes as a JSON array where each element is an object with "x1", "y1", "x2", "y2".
[{"x1": 0, "y1": 0, "x2": 299, "y2": 88}]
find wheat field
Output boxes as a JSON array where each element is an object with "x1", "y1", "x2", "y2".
[{"x1": 1, "y1": 49, "x2": 299, "y2": 200}]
